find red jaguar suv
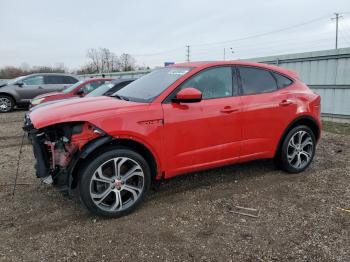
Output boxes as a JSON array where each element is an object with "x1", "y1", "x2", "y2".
[{"x1": 24, "y1": 61, "x2": 321, "y2": 218}]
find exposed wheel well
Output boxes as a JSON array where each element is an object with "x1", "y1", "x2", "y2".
[
  {"x1": 71, "y1": 138, "x2": 158, "y2": 188},
  {"x1": 275, "y1": 116, "x2": 320, "y2": 158}
]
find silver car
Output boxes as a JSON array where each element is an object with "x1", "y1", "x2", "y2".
[{"x1": 0, "y1": 73, "x2": 80, "y2": 112}]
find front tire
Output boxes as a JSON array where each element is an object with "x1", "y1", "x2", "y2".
[
  {"x1": 0, "y1": 95, "x2": 15, "y2": 112},
  {"x1": 79, "y1": 147, "x2": 151, "y2": 218},
  {"x1": 277, "y1": 125, "x2": 316, "y2": 173}
]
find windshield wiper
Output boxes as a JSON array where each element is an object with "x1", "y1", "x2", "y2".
[{"x1": 113, "y1": 94, "x2": 129, "y2": 101}]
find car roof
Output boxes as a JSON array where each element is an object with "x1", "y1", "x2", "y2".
[
  {"x1": 83, "y1": 77, "x2": 113, "y2": 82},
  {"x1": 173, "y1": 61, "x2": 298, "y2": 78},
  {"x1": 25, "y1": 73, "x2": 79, "y2": 78}
]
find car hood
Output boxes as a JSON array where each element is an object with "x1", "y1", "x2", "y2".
[
  {"x1": 30, "y1": 97, "x2": 80, "y2": 111},
  {"x1": 29, "y1": 96, "x2": 147, "y2": 129},
  {"x1": 34, "y1": 92, "x2": 63, "y2": 99}
]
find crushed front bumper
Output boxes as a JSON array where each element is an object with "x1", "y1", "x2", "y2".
[{"x1": 23, "y1": 114, "x2": 72, "y2": 192}]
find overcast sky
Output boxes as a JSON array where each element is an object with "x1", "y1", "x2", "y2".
[{"x1": 1, "y1": 0, "x2": 350, "y2": 69}]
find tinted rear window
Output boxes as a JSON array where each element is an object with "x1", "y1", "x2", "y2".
[
  {"x1": 64, "y1": 76, "x2": 79, "y2": 84},
  {"x1": 44, "y1": 75, "x2": 64, "y2": 84},
  {"x1": 44, "y1": 75, "x2": 78, "y2": 84},
  {"x1": 239, "y1": 67, "x2": 277, "y2": 95},
  {"x1": 273, "y1": 72, "x2": 293, "y2": 88}
]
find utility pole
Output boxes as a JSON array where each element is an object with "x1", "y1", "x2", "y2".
[
  {"x1": 186, "y1": 45, "x2": 190, "y2": 62},
  {"x1": 332, "y1": 13, "x2": 343, "y2": 49}
]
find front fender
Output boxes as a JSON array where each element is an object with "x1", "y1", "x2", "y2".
[{"x1": 79, "y1": 136, "x2": 113, "y2": 159}]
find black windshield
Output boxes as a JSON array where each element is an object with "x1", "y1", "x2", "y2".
[{"x1": 113, "y1": 67, "x2": 192, "y2": 102}]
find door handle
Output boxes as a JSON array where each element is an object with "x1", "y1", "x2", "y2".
[
  {"x1": 38, "y1": 86, "x2": 43, "y2": 89},
  {"x1": 220, "y1": 106, "x2": 238, "y2": 113},
  {"x1": 279, "y1": 99, "x2": 293, "y2": 106}
]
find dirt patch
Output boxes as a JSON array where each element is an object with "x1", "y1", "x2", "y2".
[{"x1": 0, "y1": 111, "x2": 349, "y2": 261}]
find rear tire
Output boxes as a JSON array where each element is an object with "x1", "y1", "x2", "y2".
[
  {"x1": 79, "y1": 147, "x2": 151, "y2": 218},
  {"x1": 276, "y1": 125, "x2": 316, "y2": 173},
  {"x1": 0, "y1": 95, "x2": 15, "y2": 112}
]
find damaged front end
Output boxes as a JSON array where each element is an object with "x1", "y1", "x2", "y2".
[{"x1": 23, "y1": 114, "x2": 109, "y2": 193}]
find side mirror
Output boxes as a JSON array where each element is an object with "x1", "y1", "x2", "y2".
[
  {"x1": 172, "y1": 87, "x2": 202, "y2": 103},
  {"x1": 15, "y1": 82, "x2": 24, "y2": 87},
  {"x1": 76, "y1": 89, "x2": 84, "y2": 96}
]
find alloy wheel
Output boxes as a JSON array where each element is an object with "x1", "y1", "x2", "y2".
[
  {"x1": 287, "y1": 130, "x2": 314, "y2": 169},
  {"x1": 0, "y1": 97, "x2": 12, "y2": 112},
  {"x1": 89, "y1": 157, "x2": 145, "y2": 212}
]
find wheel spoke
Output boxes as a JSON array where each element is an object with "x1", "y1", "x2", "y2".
[
  {"x1": 122, "y1": 184, "x2": 142, "y2": 200},
  {"x1": 301, "y1": 137, "x2": 313, "y2": 149},
  {"x1": 288, "y1": 150, "x2": 298, "y2": 162},
  {"x1": 295, "y1": 154, "x2": 302, "y2": 168},
  {"x1": 122, "y1": 165, "x2": 143, "y2": 181},
  {"x1": 298, "y1": 131, "x2": 305, "y2": 145},
  {"x1": 115, "y1": 158, "x2": 128, "y2": 178},
  {"x1": 289, "y1": 138, "x2": 297, "y2": 149},
  {"x1": 300, "y1": 150, "x2": 311, "y2": 162},
  {"x1": 91, "y1": 187, "x2": 113, "y2": 205},
  {"x1": 92, "y1": 176, "x2": 111, "y2": 184},
  {"x1": 95, "y1": 166, "x2": 114, "y2": 183},
  {"x1": 110, "y1": 190, "x2": 122, "y2": 211}
]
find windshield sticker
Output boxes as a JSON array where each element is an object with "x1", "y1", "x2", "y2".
[{"x1": 168, "y1": 69, "x2": 190, "y2": 75}]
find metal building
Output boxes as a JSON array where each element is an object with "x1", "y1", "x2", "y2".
[{"x1": 248, "y1": 47, "x2": 350, "y2": 119}]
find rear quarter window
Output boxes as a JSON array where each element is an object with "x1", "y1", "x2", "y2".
[
  {"x1": 64, "y1": 76, "x2": 79, "y2": 84},
  {"x1": 239, "y1": 67, "x2": 277, "y2": 95},
  {"x1": 272, "y1": 72, "x2": 293, "y2": 88},
  {"x1": 44, "y1": 75, "x2": 65, "y2": 84}
]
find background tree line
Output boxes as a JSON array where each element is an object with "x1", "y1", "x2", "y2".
[{"x1": 0, "y1": 48, "x2": 146, "y2": 79}]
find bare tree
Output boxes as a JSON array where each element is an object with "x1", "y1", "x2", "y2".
[
  {"x1": 86, "y1": 48, "x2": 102, "y2": 73},
  {"x1": 86, "y1": 48, "x2": 124, "y2": 73},
  {"x1": 119, "y1": 53, "x2": 136, "y2": 71},
  {"x1": 0, "y1": 64, "x2": 67, "y2": 79}
]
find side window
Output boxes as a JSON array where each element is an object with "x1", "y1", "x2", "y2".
[
  {"x1": 239, "y1": 67, "x2": 277, "y2": 95},
  {"x1": 79, "y1": 81, "x2": 107, "y2": 94},
  {"x1": 44, "y1": 75, "x2": 66, "y2": 84},
  {"x1": 64, "y1": 76, "x2": 79, "y2": 84},
  {"x1": 273, "y1": 72, "x2": 293, "y2": 88},
  {"x1": 22, "y1": 76, "x2": 44, "y2": 86},
  {"x1": 177, "y1": 67, "x2": 233, "y2": 99}
]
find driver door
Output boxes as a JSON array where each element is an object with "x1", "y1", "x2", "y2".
[
  {"x1": 16, "y1": 75, "x2": 45, "y2": 103},
  {"x1": 161, "y1": 66, "x2": 242, "y2": 177}
]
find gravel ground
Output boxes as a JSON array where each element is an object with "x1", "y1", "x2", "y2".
[{"x1": 0, "y1": 111, "x2": 349, "y2": 262}]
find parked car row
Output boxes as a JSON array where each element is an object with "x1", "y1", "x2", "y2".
[
  {"x1": 0, "y1": 73, "x2": 80, "y2": 112},
  {"x1": 23, "y1": 61, "x2": 321, "y2": 218},
  {"x1": 29, "y1": 78, "x2": 136, "y2": 110},
  {"x1": 0, "y1": 73, "x2": 136, "y2": 112}
]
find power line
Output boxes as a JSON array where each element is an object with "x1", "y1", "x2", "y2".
[
  {"x1": 132, "y1": 47, "x2": 183, "y2": 57},
  {"x1": 191, "y1": 14, "x2": 331, "y2": 47},
  {"x1": 136, "y1": 12, "x2": 348, "y2": 64},
  {"x1": 132, "y1": 13, "x2": 331, "y2": 58},
  {"x1": 191, "y1": 33, "x2": 333, "y2": 57},
  {"x1": 338, "y1": 19, "x2": 350, "y2": 46},
  {"x1": 338, "y1": 27, "x2": 350, "y2": 46},
  {"x1": 190, "y1": 33, "x2": 334, "y2": 60}
]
